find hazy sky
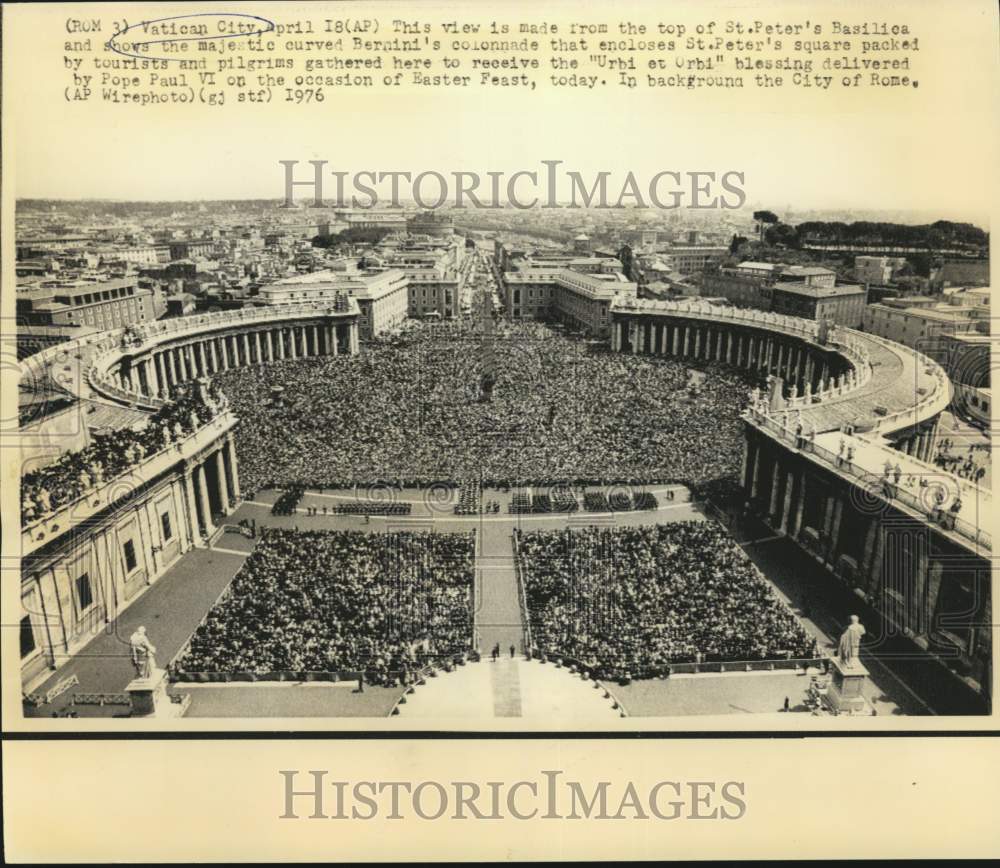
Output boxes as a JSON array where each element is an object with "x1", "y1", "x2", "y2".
[{"x1": 5, "y1": 0, "x2": 998, "y2": 226}]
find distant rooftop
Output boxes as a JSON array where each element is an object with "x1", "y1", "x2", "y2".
[{"x1": 771, "y1": 281, "x2": 866, "y2": 298}]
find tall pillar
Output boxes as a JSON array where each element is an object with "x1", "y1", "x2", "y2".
[
  {"x1": 768, "y1": 457, "x2": 783, "y2": 521},
  {"x1": 254, "y1": 331, "x2": 262, "y2": 363},
  {"x1": 331, "y1": 325, "x2": 339, "y2": 356},
  {"x1": 827, "y1": 497, "x2": 844, "y2": 564},
  {"x1": 350, "y1": 323, "x2": 359, "y2": 354},
  {"x1": 277, "y1": 329, "x2": 286, "y2": 359},
  {"x1": 198, "y1": 342, "x2": 208, "y2": 377},
  {"x1": 682, "y1": 325, "x2": 691, "y2": 356},
  {"x1": 780, "y1": 469, "x2": 796, "y2": 533},
  {"x1": 693, "y1": 328, "x2": 701, "y2": 359},
  {"x1": 792, "y1": 472, "x2": 807, "y2": 538},
  {"x1": 184, "y1": 467, "x2": 202, "y2": 544},
  {"x1": 927, "y1": 418, "x2": 940, "y2": 463},
  {"x1": 266, "y1": 329, "x2": 275, "y2": 361},
  {"x1": 750, "y1": 446, "x2": 762, "y2": 500},
  {"x1": 242, "y1": 333, "x2": 251, "y2": 364},
  {"x1": 288, "y1": 328, "x2": 298, "y2": 359},
  {"x1": 742, "y1": 439, "x2": 755, "y2": 494},
  {"x1": 866, "y1": 522, "x2": 885, "y2": 599},
  {"x1": 214, "y1": 449, "x2": 230, "y2": 515},
  {"x1": 312, "y1": 325, "x2": 320, "y2": 356},
  {"x1": 226, "y1": 436, "x2": 241, "y2": 501},
  {"x1": 860, "y1": 517, "x2": 880, "y2": 591},
  {"x1": 188, "y1": 343, "x2": 199, "y2": 377},
  {"x1": 168, "y1": 349, "x2": 179, "y2": 385},
  {"x1": 156, "y1": 353, "x2": 169, "y2": 394},
  {"x1": 672, "y1": 325, "x2": 680, "y2": 355},
  {"x1": 195, "y1": 462, "x2": 215, "y2": 538},
  {"x1": 148, "y1": 357, "x2": 160, "y2": 396},
  {"x1": 209, "y1": 340, "x2": 219, "y2": 373}
]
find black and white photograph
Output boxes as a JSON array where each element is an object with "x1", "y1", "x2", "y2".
[{"x1": 1, "y1": 0, "x2": 997, "y2": 861}]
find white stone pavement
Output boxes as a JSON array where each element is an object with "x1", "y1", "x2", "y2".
[{"x1": 397, "y1": 659, "x2": 623, "y2": 721}]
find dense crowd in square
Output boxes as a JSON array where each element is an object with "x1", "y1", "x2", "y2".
[
  {"x1": 517, "y1": 522, "x2": 817, "y2": 680},
  {"x1": 174, "y1": 528, "x2": 475, "y2": 683},
  {"x1": 214, "y1": 322, "x2": 758, "y2": 497}
]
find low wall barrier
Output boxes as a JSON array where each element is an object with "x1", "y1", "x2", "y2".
[
  {"x1": 169, "y1": 651, "x2": 481, "y2": 686},
  {"x1": 529, "y1": 649, "x2": 827, "y2": 681}
]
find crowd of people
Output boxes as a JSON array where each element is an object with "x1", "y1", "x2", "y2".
[
  {"x1": 518, "y1": 522, "x2": 817, "y2": 681},
  {"x1": 215, "y1": 322, "x2": 757, "y2": 497},
  {"x1": 21, "y1": 382, "x2": 225, "y2": 525},
  {"x1": 174, "y1": 528, "x2": 475, "y2": 682},
  {"x1": 933, "y1": 437, "x2": 989, "y2": 486}
]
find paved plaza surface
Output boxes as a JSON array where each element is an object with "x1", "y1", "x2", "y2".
[
  {"x1": 184, "y1": 681, "x2": 402, "y2": 718},
  {"x1": 24, "y1": 482, "x2": 941, "y2": 719},
  {"x1": 398, "y1": 658, "x2": 622, "y2": 721}
]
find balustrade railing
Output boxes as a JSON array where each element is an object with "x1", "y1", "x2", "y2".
[{"x1": 745, "y1": 406, "x2": 990, "y2": 550}]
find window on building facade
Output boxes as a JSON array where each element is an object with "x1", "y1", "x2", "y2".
[
  {"x1": 161, "y1": 512, "x2": 173, "y2": 541},
  {"x1": 123, "y1": 539, "x2": 138, "y2": 573},
  {"x1": 20, "y1": 615, "x2": 36, "y2": 658},
  {"x1": 75, "y1": 573, "x2": 94, "y2": 612}
]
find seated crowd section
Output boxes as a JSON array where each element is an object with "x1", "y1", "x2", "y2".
[
  {"x1": 173, "y1": 528, "x2": 475, "y2": 684},
  {"x1": 517, "y1": 522, "x2": 818, "y2": 681}
]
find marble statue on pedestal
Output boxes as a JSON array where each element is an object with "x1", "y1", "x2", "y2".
[
  {"x1": 129, "y1": 626, "x2": 157, "y2": 680},
  {"x1": 837, "y1": 616, "x2": 866, "y2": 668}
]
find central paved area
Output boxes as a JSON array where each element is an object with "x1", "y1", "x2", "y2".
[{"x1": 399, "y1": 659, "x2": 621, "y2": 720}]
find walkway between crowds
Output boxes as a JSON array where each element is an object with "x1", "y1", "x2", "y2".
[{"x1": 475, "y1": 522, "x2": 525, "y2": 658}]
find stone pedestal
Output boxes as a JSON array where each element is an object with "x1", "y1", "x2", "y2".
[
  {"x1": 126, "y1": 668, "x2": 188, "y2": 718},
  {"x1": 824, "y1": 656, "x2": 871, "y2": 715}
]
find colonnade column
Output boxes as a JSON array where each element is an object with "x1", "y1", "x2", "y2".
[
  {"x1": 768, "y1": 457, "x2": 783, "y2": 521},
  {"x1": 780, "y1": 468, "x2": 797, "y2": 533},
  {"x1": 183, "y1": 465, "x2": 202, "y2": 544},
  {"x1": 195, "y1": 462, "x2": 215, "y2": 538},
  {"x1": 791, "y1": 472, "x2": 807, "y2": 538},
  {"x1": 214, "y1": 448, "x2": 230, "y2": 514},
  {"x1": 225, "y1": 434, "x2": 241, "y2": 501}
]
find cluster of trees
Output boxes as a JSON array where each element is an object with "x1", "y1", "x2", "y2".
[
  {"x1": 755, "y1": 217, "x2": 988, "y2": 253},
  {"x1": 617, "y1": 243, "x2": 638, "y2": 282},
  {"x1": 311, "y1": 226, "x2": 393, "y2": 248}
]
